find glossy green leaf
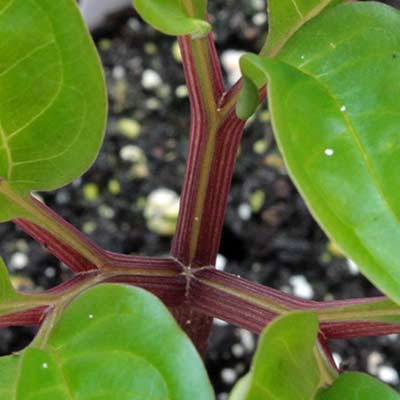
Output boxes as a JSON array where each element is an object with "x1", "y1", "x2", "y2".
[
  {"x1": 229, "y1": 311, "x2": 321, "y2": 400},
  {"x1": 262, "y1": 0, "x2": 344, "y2": 56},
  {"x1": 0, "y1": 284, "x2": 214, "y2": 399},
  {"x1": 240, "y1": 2, "x2": 400, "y2": 304},
  {"x1": 132, "y1": 0, "x2": 211, "y2": 36},
  {"x1": 316, "y1": 372, "x2": 400, "y2": 400},
  {"x1": 0, "y1": 0, "x2": 106, "y2": 220}
]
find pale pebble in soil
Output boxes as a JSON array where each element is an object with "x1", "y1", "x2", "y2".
[
  {"x1": 221, "y1": 50, "x2": 246, "y2": 86},
  {"x1": 289, "y1": 275, "x2": 314, "y2": 299}
]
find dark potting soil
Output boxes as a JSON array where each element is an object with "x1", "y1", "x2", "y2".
[{"x1": 1, "y1": 1, "x2": 399, "y2": 397}]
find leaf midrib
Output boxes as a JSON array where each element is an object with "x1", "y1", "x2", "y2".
[{"x1": 0, "y1": 121, "x2": 12, "y2": 179}]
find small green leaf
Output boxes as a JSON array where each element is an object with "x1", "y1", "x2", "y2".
[
  {"x1": 316, "y1": 372, "x2": 400, "y2": 400},
  {"x1": 0, "y1": 0, "x2": 106, "y2": 221},
  {"x1": 236, "y1": 77, "x2": 260, "y2": 120},
  {"x1": 132, "y1": 0, "x2": 211, "y2": 36},
  {"x1": 230, "y1": 311, "x2": 321, "y2": 400},
  {"x1": 240, "y1": 3, "x2": 400, "y2": 304},
  {"x1": 262, "y1": 0, "x2": 344, "y2": 56},
  {"x1": 0, "y1": 284, "x2": 214, "y2": 399},
  {"x1": 0, "y1": 258, "x2": 20, "y2": 302}
]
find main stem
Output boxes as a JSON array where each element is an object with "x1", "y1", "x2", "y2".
[{"x1": 171, "y1": 34, "x2": 244, "y2": 268}]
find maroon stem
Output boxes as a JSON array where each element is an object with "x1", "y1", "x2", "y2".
[
  {"x1": 190, "y1": 269, "x2": 400, "y2": 339},
  {"x1": 12, "y1": 197, "x2": 400, "y2": 341},
  {"x1": 171, "y1": 35, "x2": 245, "y2": 268},
  {"x1": 192, "y1": 112, "x2": 245, "y2": 266},
  {"x1": 6, "y1": 266, "x2": 399, "y2": 340},
  {"x1": 14, "y1": 198, "x2": 178, "y2": 273},
  {"x1": 171, "y1": 35, "x2": 216, "y2": 266},
  {"x1": 13, "y1": 197, "x2": 104, "y2": 273},
  {"x1": 0, "y1": 307, "x2": 48, "y2": 328}
]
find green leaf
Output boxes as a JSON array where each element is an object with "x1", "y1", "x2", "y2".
[
  {"x1": 132, "y1": 0, "x2": 211, "y2": 36},
  {"x1": 0, "y1": 258, "x2": 20, "y2": 302},
  {"x1": 0, "y1": 0, "x2": 106, "y2": 220},
  {"x1": 0, "y1": 258, "x2": 36, "y2": 320},
  {"x1": 236, "y1": 78, "x2": 260, "y2": 120},
  {"x1": 240, "y1": 2, "x2": 400, "y2": 304},
  {"x1": 262, "y1": 0, "x2": 344, "y2": 56},
  {"x1": 229, "y1": 374, "x2": 251, "y2": 400},
  {"x1": 230, "y1": 311, "x2": 321, "y2": 400},
  {"x1": 240, "y1": 0, "x2": 346, "y2": 119},
  {"x1": 0, "y1": 284, "x2": 214, "y2": 399},
  {"x1": 316, "y1": 372, "x2": 400, "y2": 400}
]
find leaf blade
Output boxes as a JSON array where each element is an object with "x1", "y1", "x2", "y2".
[
  {"x1": 230, "y1": 312, "x2": 321, "y2": 400},
  {"x1": 0, "y1": 284, "x2": 214, "y2": 400},
  {"x1": 241, "y1": 2, "x2": 400, "y2": 304},
  {"x1": 316, "y1": 372, "x2": 400, "y2": 400},
  {"x1": 0, "y1": 0, "x2": 106, "y2": 220},
  {"x1": 262, "y1": 0, "x2": 344, "y2": 56}
]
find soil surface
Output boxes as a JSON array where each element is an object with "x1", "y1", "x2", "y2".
[{"x1": 1, "y1": 1, "x2": 399, "y2": 397}]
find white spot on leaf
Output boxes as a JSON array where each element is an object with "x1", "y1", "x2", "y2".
[{"x1": 324, "y1": 148, "x2": 334, "y2": 156}]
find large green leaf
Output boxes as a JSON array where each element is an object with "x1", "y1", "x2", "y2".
[
  {"x1": 262, "y1": 0, "x2": 344, "y2": 56},
  {"x1": 239, "y1": 2, "x2": 400, "y2": 304},
  {"x1": 0, "y1": 0, "x2": 106, "y2": 220},
  {"x1": 132, "y1": 0, "x2": 211, "y2": 36},
  {"x1": 229, "y1": 312, "x2": 321, "y2": 400},
  {"x1": 316, "y1": 372, "x2": 400, "y2": 400},
  {"x1": 0, "y1": 284, "x2": 214, "y2": 399}
]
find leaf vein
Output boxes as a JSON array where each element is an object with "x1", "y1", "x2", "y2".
[
  {"x1": 0, "y1": 40, "x2": 55, "y2": 79},
  {"x1": 290, "y1": 0, "x2": 304, "y2": 18},
  {"x1": 0, "y1": 0, "x2": 14, "y2": 19}
]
